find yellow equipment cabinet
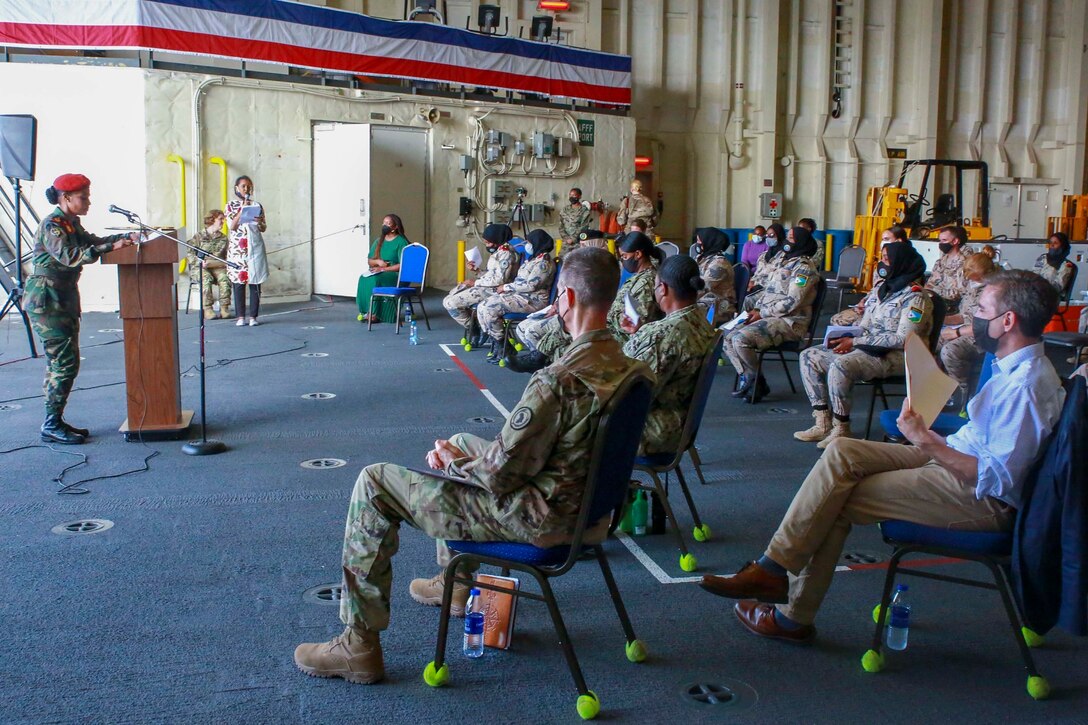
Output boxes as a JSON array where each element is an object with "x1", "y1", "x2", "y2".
[{"x1": 1047, "y1": 195, "x2": 1088, "y2": 240}]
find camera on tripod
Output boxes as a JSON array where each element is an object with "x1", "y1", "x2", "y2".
[{"x1": 514, "y1": 186, "x2": 527, "y2": 199}]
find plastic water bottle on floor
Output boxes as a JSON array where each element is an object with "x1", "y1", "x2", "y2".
[
  {"x1": 886, "y1": 584, "x2": 911, "y2": 651},
  {"x1": 463, "y1": 588, "x2": 485, "y2": 658},
  {"x1": 409, "y1": 318, "x2": 420, "y2": 345}
]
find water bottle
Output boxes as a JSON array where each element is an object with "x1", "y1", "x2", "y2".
[
  {"x1": 463, "y1": 588, "x2": 485, "y2": 658},
  {"x1": 886, "y1": 584, "x2": 911, "y2": 651},
  {"x1": 409, "y1": 319, "x2": 420, "y2": 345},
  {"x1": 632, "y1": 491, "x2": 648, "y2": 536}
]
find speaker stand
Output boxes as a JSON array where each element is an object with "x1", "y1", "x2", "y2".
[{"x1": 0, "y1": 177, "x2": 39, "y2": 357}]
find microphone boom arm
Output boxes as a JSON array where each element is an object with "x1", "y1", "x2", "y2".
[{"x1": 109, "y1": 207, "x2": 239, "y2": 270}]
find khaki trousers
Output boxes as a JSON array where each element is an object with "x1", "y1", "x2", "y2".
[{"x1": 766, "y1": 438, "x2": 1013, "y2": 625}]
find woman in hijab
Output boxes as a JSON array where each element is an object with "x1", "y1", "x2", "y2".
[
  {"x1": 442, "y1": 224, "x2": 518, "y2": 344},
  {"x1": 611, "y1": 231, "x2": 665, "y2": 343},
  {"x1": 692, "y1": 227, "x2": 736, "y2": 325},
  {"x1": 745, "y1": 222, "x2": 788, "y2": 305},
  {"x1": 475, "y1": 228, "x2": 556, "y2": 362},
  {"x1": 724, "y1": 226, "x2": 820, "y2": 403},
  {"x1": 1033, "y1": 232, "x2": 1075, "y2": 295},
  {"x1": 794, "y1": 241, "x2": 931, "y2": 447}
]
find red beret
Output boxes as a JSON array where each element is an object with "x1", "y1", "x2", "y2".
[{"x1": 53, "y1": 173, "x2": 91, "y2": 192}]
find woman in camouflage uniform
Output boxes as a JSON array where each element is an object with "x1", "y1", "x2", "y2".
[
  {"x1": 937, "y1": 252, "x2": 996, "y2": 389},
  {"x1": 1032, "y1": 232, "x2": 1075, "y2": 295},
  {"x1": 475, "y1": 229, "x2": 556, "y2": 362},
  {"x1": 24, "y1": 173, "x2": 136, "y2": 444},
  {"x1": 794, "y1": 242, "x2": 930, "y2": 447},
  {"x1": 692, "y1": 227, "x2": 736, "y2": 325},
  {"x1": 442, "y1": 223, "x2": 518, "y2": 342}
]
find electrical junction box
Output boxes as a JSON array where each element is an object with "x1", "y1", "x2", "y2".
[
  {"x1": 486, "y1": 129, "x2": 502, "y2": 145},
  {"x1": 555, "y1": 137, "x2": 573, "y2": 157},
  {"x1": 486, "y1": 208, "x2": 512, "y2": 225},
  {"x1": 533, "y1": 132, "x2": 555, "y2": 158},
  {"x1": 514, "y1": 140, "x2": 526, "y2": 156},
  {"x1": 459, "y1": 196, "x2": 473, "y2": 216},
  {"x1": 459, "y1": 154, "x2": 474, "y2": 172},
  {"x1": 485, "y1": 145, "x2": 502, "y2": 163},
  {"x1": 760, "y1": 192, "x2": 783, "y2": 219},
  {"x1": 486, "y1": 129, "x2": 512, "y2": 148},
  {"x1": 487, "y1": 178, "x2": 515, "y2": 204}
]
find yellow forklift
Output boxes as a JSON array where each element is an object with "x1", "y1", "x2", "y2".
[{"x1": 853, "y1": 159, "x2": 993, "y2": 290}]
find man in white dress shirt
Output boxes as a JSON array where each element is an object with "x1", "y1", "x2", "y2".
[{"x1": 699, "y1": 270, "x2": 1065, "y2": 643}]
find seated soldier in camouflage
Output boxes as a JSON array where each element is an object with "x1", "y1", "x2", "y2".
[
  {"x1": 1032, "y1": 232, "x2": 1076, "y2": 296},
  {"x1": 186, "y1": 209, "x2": 231, "y2": 320},
  {"x1": 293, "y1": 248, "x2": 653, "y2": 685},
  {"x1": 474, "y1": 229, "x2": 556, "y2": 363},
  {"x1": 507, "y1": 232, "x2": 664, "y2": 373},
  {"x1": 937, "y1": 252, "x2": 995, "y2": 390},
  {"x1": 620, "y1": 255, "x2": 718, "y2": 454},
  {"x1": 830, "y1": 226, "x2": 910, "y2": 326},
  {"x1": 441, "y1": 223, "x2": 518, "y2": 345},
  {"x1": 925, "y1": 225, "x2": 974, "y2": 312},
  {"x1": 725, "y1": 227, "x2": 820, "y2": 403},
  {"x1": 794, "y1": 242, "x2": 931, "y2": 447},
  {"x1": 692, "y1": 227, "x2": 736, "y2": 325},
  {"x1": 744, "y1": 222, "x2": 787, "y2": 309}
]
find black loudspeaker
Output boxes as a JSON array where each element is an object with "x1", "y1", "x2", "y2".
[{"x1": 0, "y1": 114, "x2": 37, "y2": 181}]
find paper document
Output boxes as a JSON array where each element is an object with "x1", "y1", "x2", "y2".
[
  {"x1": 464, "y1": 246, "x2": 483, "y2": 268},
  {"x1": 823, "y1": 325, "x2": 863, "y2": 347},
  {"x1": 360, "y1": 267, "x2": 383, "y2": 277},
  {"x1": 624, "y1": 292, "x2": 640, "y2": 326},
  {"x1": 721, "y1": 310, "x2": 749, "y2": 331},
  {"x1": 239, "y1": 204, "x2": 262, "y2": 224},
  {"x1": 904, "y1": 332, "x2": 959, "y2": 428}
]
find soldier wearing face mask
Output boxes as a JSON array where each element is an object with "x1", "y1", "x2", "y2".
[
  {"x1": 938, "y1": 252, "x2": 997, "y2": 389},
  {"x1": 744, "y1": 222, "x2": 787, "y2": 311},
  {"x1": 442, "y1": 224, "x2": 519, "y2": 342},
  {"x1": 616, "y1": 179, "x2": 657, "y2": 237},
  {"x1": 1032, "y1": 232, "x2": 1076, "y2": 295},
  {"x1": 830, "y1": 226, "x2": 910, "y2": 326},
  {"x1": 558, "y1": 187, "x2": 591, "y2": 258},
  {"x1": 925, "y1": 225, "x2": 974, "y2": 311}
]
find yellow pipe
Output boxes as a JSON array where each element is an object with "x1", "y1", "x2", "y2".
[
  {"x1": 607, "y1": 238, "x2": 616, "y2": 256},
  {"x1": 555, "y1": 238, "x2": 563, "y2": 257},
  {"x1": 457, "y1": 239, "x2": 466, "y2": 283},
  {"x1": 825, "y1": 234, "x2": 833, "y2": 272},
  {"x1": 208, "y1": 157, "x2": 228, "y2": 232},
  {"x1": 166, "y1": 153, "x2": 186, "y2": 231}
]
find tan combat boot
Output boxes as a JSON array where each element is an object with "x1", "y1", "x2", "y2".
[
  {"x1": 203, "y1": 308, "x2": 216, "y2": 320},
  {"x1": 793, "y1": 409, "x2": 832, "y2": 442},
  {"x1": 294, "y1": 626, "x2": 384, "y2": 684},
  {"x1": 219, "y1": 306, "x2": 232, "y2": 319},
  {"x1": 817, "y1": 419, "x2": 853, "y2": 449},
  {"x1": 409, "y1": 571, "x2": 470, "y2": 617}
]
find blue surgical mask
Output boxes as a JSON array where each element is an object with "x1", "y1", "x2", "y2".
[
  {"x1": 766, "y1": 237, "x2": 778, "y2": 247},
  {"x1": 751, "y1": 234, "x2": 763, "y2": 243}
]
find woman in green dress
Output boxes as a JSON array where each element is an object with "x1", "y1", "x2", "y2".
[{"x1": 356, "y1": 214, "x2": 410, "y2": 323}]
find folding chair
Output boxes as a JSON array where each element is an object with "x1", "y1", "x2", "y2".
[
  {"x1": 1053, "y1": 263, "x2": 1079, "y2": 331},
  {"x1": 824, "y1": 245, "x2": 868, "y2": 311},
  {"x1": 656, "y1": 241, "x2": 680, "y2": 258},
  {"x1": 461, "y1": 242, "x2": 527, "y2": 352},
  {"x1": 496, "y1": 260, "x2": 560, "y2": 367},
  {"x1": 862, "y1": 516, "x2": 1050, "y2": 700},
  {"x1": 633, "y1": 333, "x2": 724, "y2": 572},
  {"x1": 368, "y1": 243, "x2": 432, "y2": 334},
  {"x1": 422, "y1": 374, "x2": 655, "y2": 721},
  {"x1": 859, "y1": 291, "x2": 946, "y2": 438},
  {"x1": 879, "y1": 352, "x2": 995, "y2": 441},
  {"x1": 740, "y1": 277, "x2": 828, "y2": 400}
]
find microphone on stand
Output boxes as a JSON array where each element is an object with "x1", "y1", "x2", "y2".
[{"x1": 108, "y1": 204, "x2": 139, "y2": 222}]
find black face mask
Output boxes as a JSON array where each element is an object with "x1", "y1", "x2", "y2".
[
  {"x1": 971, "y1": 312, "x2": 1007, "y2": 354},
  {"x1": 877, "y1": 262, "x2": 889, "y2": 278},
  {"x1": 555, "y1": 294, "x2": 569, "y2": 334},
  {"x1": 1046, "y1": 249, "x2": 1064, "y2": 267},
  {"x1": 485, "y1": 244, "x2": 499, "y2": 254},
  {"x1": 621, "y1": 257, "x2": 640, "y2": 273},
  {"x1": 381, "y1": 225, "x2": 393, "y2": 237},
  {"x1": 938, "y1": 242, "x2": 954, "y2": 254},
  {"x1": 569, "y1": 197, "x2": 580, "y2": 206}
]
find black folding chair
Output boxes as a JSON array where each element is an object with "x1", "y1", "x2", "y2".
[
  {"x1": 825, "y1": 245, "x2": 868, "y2": 311},
  {"x1": 742, "y1": 276, "x2": 828, "y2": 400},
  {"x1": 422, "y1": 373, "x2": 654, "y2": 721}
]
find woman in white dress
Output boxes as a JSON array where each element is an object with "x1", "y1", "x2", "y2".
[{"x1": 225, "y1": 175, "x2": 269, "y2": 326}]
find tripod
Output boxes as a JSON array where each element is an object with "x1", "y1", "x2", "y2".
[
  {"x1": 0, "y1": 177, "x2": 39, "y2": 357},
  {"x1": 510, "y1": 196, "x2": 531, "y2": 239},
  {"x1": 111, "y1": 211, "x2": 234, "y2": 456}
]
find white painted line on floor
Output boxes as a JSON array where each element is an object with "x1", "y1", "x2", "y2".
[
  {"x1": 439, "y1": 343, "x2": 510, "y2": 418},
  {"x1": 614, "y1": 532, "x2": 702, "y2": 584}
]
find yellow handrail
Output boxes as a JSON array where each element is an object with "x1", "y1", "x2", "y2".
[
  {"x1": 457, "y1": 240, "x2": 466, "y2": 283},
  {"x1": 166, "y1": 153, "x2": 186, "y2": 230},
  {"x1": 208, "y1": 156, "x2": 228, "y2": 211}
]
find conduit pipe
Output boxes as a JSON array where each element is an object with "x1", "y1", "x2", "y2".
[
  {"x1": 166, "y1": 153, "x2": 186, "y2": 230},
  {"x1": 208, "y1": 156, "x2": 228, "y2": 213},
  {"x1": 728, "y1": 0, "x2": 749, "y2": 170}
]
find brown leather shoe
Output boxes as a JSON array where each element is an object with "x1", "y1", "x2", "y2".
[
  {"x1": 734, "y1": 601, "x2": 815, "y2": 644},
  {"x1": 699, "y1": 561, "x2": 789, "y2": 603},
  {"x1": 294, "y1": 626, "x2": 384, "y2": 684}
]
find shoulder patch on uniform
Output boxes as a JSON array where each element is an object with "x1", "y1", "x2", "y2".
[
  {"x1": 794, "y1": 273, "x2": 809, "y2": 287},
  {"x1": 509, "y1": 406, "x2": 533, "y2": 431},
  {"x1": 907, "y1": 306, "x2": 924, "y2": 323},
  {"x1": 910, "y1": 284, "x2": 921, "y2": 292},
  {"x1": 49, "y1": 225, "x2": 63, "y2": 237}
]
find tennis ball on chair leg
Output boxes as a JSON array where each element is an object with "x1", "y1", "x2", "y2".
[
  {"x1": 576, "y1": 691, "x2": 600, "y2": 720},
  {"x1": 422, "y1": 661, "x2": 448, "y2": 687},
  {"x1": 861, "y1": 649, "x2": 884, "y2": 673}
]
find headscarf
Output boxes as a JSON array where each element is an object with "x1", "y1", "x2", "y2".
[
  {"x1": 579, "y1": 229, "x2": 605, "y2": 242},
  {"x1": 781, "y1": 226, "x2": 818, "y2": 261},
  {"x1": 525, "y1": 229, "x2": 554, "y2": 258},
  {"x1": 1047, "y1": 232, "x2": 1071, "y2": 269},
  {"x1": 618, "y1": 231, "x2": 665, "y2": 264},
  {"x1": 693, "y1": 227, "x2": 730, "y2": 260},
  {"x1": 482, "y1": 224, "x2": 514, "y2": 248},
  {"x1": 764, "y1": 223, "x2": 787, "y2": 260},
  {"x1": 877, "y1": 241, "x2": 927, "y2": 301}
]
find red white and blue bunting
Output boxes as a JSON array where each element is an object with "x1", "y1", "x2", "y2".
[{"x1": 0, "y1": 0, "x2": 632, "y2": 105}]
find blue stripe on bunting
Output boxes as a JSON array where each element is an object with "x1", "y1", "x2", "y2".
[{"x1": 146, "y1": 0, "x2": 632, "y2": 74}]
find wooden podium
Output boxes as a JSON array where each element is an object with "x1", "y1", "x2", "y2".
[{"x1": 102, "y1": 233, "x2": 193, "y2": 440}]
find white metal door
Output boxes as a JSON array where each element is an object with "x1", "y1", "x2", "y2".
[
  {"x1": 989, "y1": 182, "x2": 1052, "y2": 239},
  {"x1": 368, "y1": 126, "x2": 428, "y2": 248},
  {"x1": 313, "y1": 122, "x2": 371, "y2": 297}
]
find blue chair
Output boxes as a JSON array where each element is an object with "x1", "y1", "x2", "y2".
[
  {"x1": 879, "y1": 352, "x2": 995, "y2": 440},
  {"x1": 862, "y1": 516, "x2": 1050, "y2": 699},
  {"x1": 632, "y1": 333, "x2": 724, "y2": 572},
  {"x1": 422, "y1": 374, "x2": 655, "y2": 720},
  {"x1": 367, "y1": 243, "x2": 432, "y2": 334},
  {"x1": 497, "y1": 261, "x2": 560, "y2": 367}
]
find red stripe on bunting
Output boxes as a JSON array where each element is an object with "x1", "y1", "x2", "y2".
[{"x1": 0, "y1": 22, "x2": 632, "y2": 105}]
